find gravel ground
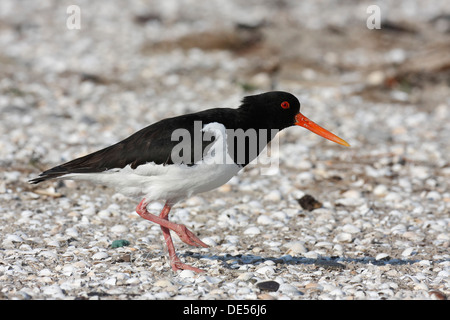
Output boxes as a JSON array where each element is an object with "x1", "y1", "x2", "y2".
[{"x1": 0, "y1": 0, "x2": 449, "y2": 300}]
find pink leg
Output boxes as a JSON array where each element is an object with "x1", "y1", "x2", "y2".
[
  {"x1": 136, "y1": 199, "x2": 208, "y2": 248},
  {"x1": 136, "y1": 199, "x2": 207, "y2": 272}
]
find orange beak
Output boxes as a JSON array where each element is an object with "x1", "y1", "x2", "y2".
[{"x1": 295, "y1": 113, "x2": 350, "y2": 147}]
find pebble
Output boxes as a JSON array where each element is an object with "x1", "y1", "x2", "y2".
[
  {"x1": 342, "y1": 224, "x2": 361, "y2": 234},
  {"x1": 203, "y1": 276, "x2": 222, "y2": 284},
  {"x1": 425, "y1": 191, "x2": 441, "y2": 201},
  {"x1": 342, "y1": 190, "x2": 361, "y2": 199},
  {"x1": 335, "y1": 197, "x2": 365, "y2": 206},
  {"x1": 257, "y1": 215, "x2": 273, "y2": 225},
  {"x1": 92, "y1": 252, "x2": 109, "y2": 260},
  {"x1": 263, "y1": 190, "x2": 282, "y2": 202},
  {"x1": 41, "y1": 285, "x2": 65, "y2": 298},
  {"x1": 255, "y1": 265, "x2": 275, "y2": 276},
  {"x1": 5, "y1": 234, "x2": 23, "y2": 243},
  {"x1": 284, "y1": 241, "x2": 308, "y2": 255},
  {"x1": 39, "y1": 269, "x2": 53, "y2": 277},
  {"x1": 376, "y1": 253, "x2": 390, "y2": 261},
  {"x1": 38, "y1": 251, "x2": 58, "y2": 260},
  {"x1": 297, "y1": 194, "x2": 322, "y2": 211},
  {"x1": 111, "y1": 225, "x2": 128, "y2": 234},
  {"x1": 304, "y1": 251, "x2": 320, "y2": 259},
  {"x1": 81, "y1": 206, "x2": 96, "y2": 216},
  {"x1": 279, "y1": 284, "x2": 303, "y2": 295},
  {"x1": 154, "y1": 279, "x2": 173, "y2": 287},
  {"x1": 104, "y1": 277, "x2": 117, "y2": 286},
  {"x1": 179, "y1": 270, "x2": 196, "y2": 278},
  {"x1": 111, "y1": 239, "x2": 130, "y2": 248},
  {"x1": 401, "y1": 247, "x2": 415, "y2": 257},
  {"x1": 333, "y1": 232, "x2": 353, "y2": 243},
  {"x1": 244, "y1": 226, "x2": 261, "y2": 235},
  {"x1": 256, "y1": 281, "x2": 280, "y2": 292},
  {"x1": 237, "y1": 272, "x2": 254, "y2": 281},
  {"x1": 65, "y1": 228, "x2": 79, "y2": 238},
  {"x1": 201, "y1": 237, "x2": 218, "y2": 247}
]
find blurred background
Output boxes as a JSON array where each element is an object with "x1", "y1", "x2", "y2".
[
  {"x1": 0, "y1": 0, "x2": 449, "y2": 300},
  {"x1": 0, "y1": 0, "x2": 449, "y2": 198}
]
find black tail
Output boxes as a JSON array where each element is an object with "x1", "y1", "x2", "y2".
[
  {"x1": 29, "y1": 166, "x2": 69, "y2": 184},
  {"x1": 28, "y1": 141, "x2": 126, "y2": 184}
]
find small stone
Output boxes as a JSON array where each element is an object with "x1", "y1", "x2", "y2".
[
  {"x1": 297, "y1": 194, "x2": 322, "y2": 211},
  {"x1": 42, "y1": 285, "x2": 64, "y2": 298},
  {"x1": 203, "y1": 276, "x2": 222, "y2": 284},
  {"x1": 65, "y1": 228, "x2": 79, "y2": 238},
  {"x1": 111, "y1": 225, "x2": 128, "y2": 234},
  {"x1": 264, "y1": 190, "x2": 282, "y2": 202},
  {"x1": 334, "y1": 232, "x2": 353, "y2": 243},
  {"x1": 257, "y1": 215, "x2": 273, "y2": 225},
  {"x1": 126, "y1": 278, "x2": 140, "y2": 285},
  {"x1": 376, "y1": 253, "x2": 390, "y2": 261},
  {"x1": 201, "y1": 237, "x2": 217, "y2": 247},
  {"x1": 342, "y1": 189, "x2": 362, "y2": 198},
  {"x1": 5, "y1": 234, "x2": 23, "y2": 243},
  {"x1": 244, "y1": 226, "x2": 261, "y2": 235},
  {"x1": 284, "y1": 241, "x2": 308, "y2": 255},
  {"x1": 304, "y1": 251, "x2": 319, "y2": 259},
  {"x1": 366, "y1": 70, "x2": 385, "y2": 85},
  {"x1": 256, "y1": 265, "x2": 275, "y2": 275},
  {"x1": 104, "y1": 277, "x2": 116, "y2": 286},
  {"x1": 403, "y1": 231, "x2": 425, "y2": 241},
  {"x1": 342, "y1": 224, "x2": 361, "y2": 234},
  {"x1": 154, "y1": 279, "x2": 173, "y2": 287},
  {"x1": 73, "y1": 260, "x2": 88, "y2": 268},
  {"x1": 426, "y1": 191, "x2": 441, "y2": 201},
  {"x1": 116, "y1": 253, "x2": 131, "y2": 262},
  {"x1": 237, "y1": 272, "x2": 254, "y2": 281},
  {"x1": 179, "y1": 270, "x2": 195, "y2": 278},
  {"x1": 92, "y1": 252, "x2": 109, "y2": 260},
  {"x1": 46, "y1": 240, "x2": 60, "y2": 247},
  {"x1": 256, "y1": 280, "x2": 280, "y2": 292},
  {"x1": 373, "y1": 184, "x2": 388, "y2": 196},
  {"x1": 62, "y1": 265, "x2": 76, "y2": 276},
  {"x1": 111, "y1": 239, "x2": 130, "y2": 248},
  {"x1": 39, "y1": 269, "x2": 53, "y2": 277},
  {"x1": 81, "y1": 206, "x2": 96, "y2": 216},
  {"x1": 401, "y1": 247, "x2": 415, "y2": 257},
  {"x1": 39, "y1": 250, "x2": 58, "y2": 260},
  {"x1": 279, "y1": 284, "x2": 302, "y2": 295},
  {"x1": 335, "y1": 197, "x2": 365, "y2": 206},
  {"x1": 305, "y1": 282, "x2": 322, "y2": 290},
  {"x1": 329, "y1": 288, "x2": 345, "y2": 296},
  {"x1": 98, "y1": 210, "x2": 111, "y2": 218}
]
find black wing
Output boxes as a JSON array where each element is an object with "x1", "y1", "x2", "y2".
[{"x1": 29, "y1": 109, "x2": 236, "y2": 184}]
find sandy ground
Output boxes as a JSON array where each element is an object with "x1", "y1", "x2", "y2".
[{"x1": 0, "y1": 0, "x2": 449, "y2": 300}]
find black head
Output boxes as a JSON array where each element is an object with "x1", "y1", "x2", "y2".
[
  {"x1": 239, "y1": 91, "x2": 301, "y2": 130},
  {"x1": 239, "y1": 91, "x2": 350, "y2": 146}
]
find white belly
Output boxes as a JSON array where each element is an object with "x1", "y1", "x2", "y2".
[{"x1": 62, "y1": 161, "x2": 240, "y2": 203}]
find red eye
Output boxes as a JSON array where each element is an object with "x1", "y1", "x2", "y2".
[{"x1": 281, "y1": 101, "x2": 290, "y2": 109}]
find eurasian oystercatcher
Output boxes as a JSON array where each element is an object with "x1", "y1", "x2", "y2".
[{"x1": 30, "y1": 91, "x2": 349, "y2": 273}]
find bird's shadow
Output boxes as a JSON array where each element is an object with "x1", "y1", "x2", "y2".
[{"x1": 180, "y1": 251, "x2": 444, "y2": 270}]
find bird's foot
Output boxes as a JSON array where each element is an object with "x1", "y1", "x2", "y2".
[
  {"x1": 173, "y1": 224, "x2": 209, "y2": 248},
  {"x1": 170, "y1": 255, "x2": 205, "y2": 273}
]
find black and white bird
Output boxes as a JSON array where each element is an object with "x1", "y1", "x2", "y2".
[{"x1": 30, "y1": 91, "x2": 349, "y2": 273}]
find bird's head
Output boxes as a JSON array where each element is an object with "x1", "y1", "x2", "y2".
[{"x1": 240, "y1": 91, "x2": 350, "y2": 147}]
